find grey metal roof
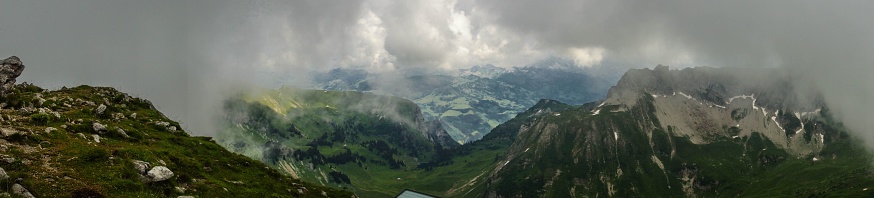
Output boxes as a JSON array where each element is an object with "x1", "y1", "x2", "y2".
[{"x1": 395, "y1": 189, "x2": 438, "y2": 198}]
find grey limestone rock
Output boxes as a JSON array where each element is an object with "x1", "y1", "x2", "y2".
[
  {"x1": 147, "y1": 166, "x2": 174, "y2": 182},
  {"x1": 0, "y1": 56, "x2": 24, "y2": 98}
]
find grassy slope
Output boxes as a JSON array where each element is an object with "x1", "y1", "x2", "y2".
[
  {"x1": 218, "y1": 87, "x2": 523, "y2": 197},
  {"x1": 0, "y1": 84, "x2": 352, "y2": 197}
]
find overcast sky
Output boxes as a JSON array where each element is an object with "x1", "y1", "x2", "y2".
[{"x1": 0, "y1": 1, "x2": 872, "y2": 141}]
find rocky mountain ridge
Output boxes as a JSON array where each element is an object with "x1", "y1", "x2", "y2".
[{"x1": 477, "y1": 65, "x2": 874, "y2": 197}]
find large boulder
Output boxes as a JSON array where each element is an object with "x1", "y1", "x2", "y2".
[
  {"x1": 92, "y1": 122, "x2": 107, "y2": 134},
  {"x1": 0, "y1": 167, "x2": 8, "y2": 180},
  {"x1": 0, "y1": 56, "x2": 25, "y2": 98},
  {"x1": 11, "y1": 184, "x2": 35, "y2": 198},
  {"x1": 131, "y1": 160, "x2": 151, "y2": 174},
  {"x1": 146, "y1": 166, "x2": 174, "y2": 182}
]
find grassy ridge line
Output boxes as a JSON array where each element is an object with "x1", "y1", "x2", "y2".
[{"x1": 0, "y1": 84, "x2": 352, "y2": 197}]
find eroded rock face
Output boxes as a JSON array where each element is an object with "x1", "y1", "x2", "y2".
[{"x1": 0, "y1": 56, "x2": 25, "y2": 98}]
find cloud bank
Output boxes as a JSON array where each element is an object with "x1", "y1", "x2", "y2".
[{"x1": 1, "y1": 1, "x2": 872, "y2": 144}]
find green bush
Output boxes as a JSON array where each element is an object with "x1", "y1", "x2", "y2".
[
  {"x1": 80, "y1": 147, "x2": 110, "y2": 163},
  {"x1": 71, "y1": 187, "x2": 106, "y2": 198},
  {"x1": 30, "y1": 113, "x2": 52, "y2": 125},
  {"x1": 6, "y1": 133, "x2": 42, "y2": 144},
  {"x1": 17, "y1": 82, "x2": 45, "y2": 93},
  {"x1": 67, "y1": 123, "x2": 93, "y2": 133}
]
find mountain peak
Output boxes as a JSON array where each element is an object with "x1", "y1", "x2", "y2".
[{"x1": 606, "y1": 65, "x2": 821, "y2": 112}]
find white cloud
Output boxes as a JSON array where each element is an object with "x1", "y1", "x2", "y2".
[{"x1": 567, "y1": 47, "x2": 606, "y2": 67}]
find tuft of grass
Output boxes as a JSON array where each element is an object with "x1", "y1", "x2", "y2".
[{"x1": 29, "y1": 113, "x2": 51, "y2": 125}]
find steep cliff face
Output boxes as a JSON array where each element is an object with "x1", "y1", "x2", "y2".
[{"x1": 480, "y1": 66, "x2": 874, "y2": 197}]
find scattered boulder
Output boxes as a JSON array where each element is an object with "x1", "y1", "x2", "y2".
[
  {"x1": 95, "y1": 104, "x2": 107, "y2": 115},
  {"x1": 11, "y1": 184, "x2": 35, "y2": 198},
  {"x1": 92, "y1": 122, "x2": 107, "y2": 133},
  {"x1": 44, "y1": 127, "x2": 57, "y2": 133},
  {"x1": 17, "y1": 106, "x2": 34, "y2": 114},
  {"x1": 155, "y1": 121, "x2": 177, "y2": 132},
  {"x1": 131, "y1": 160, "x2": 150, "y2": 174},
  {"x1": 116, "y1": 128, "x2": 130, "y2": 138},
  {"x1": 92, "y1": 134, "x2": 101, "y2": 143},
  {"x1": 155, "y1": 121, "x2": 170, "y2": 128},
  {"x1": 0, "y1": 167, "x2": 8, "y2": 180},
  {"x1": 34, "y1": 93, "x2": 46, "y2": 106},
  {"x1": 177, "y1": 196, "x2": 194, "y2": 198},
  {"x1": 38, "y1": 107, "x2": 61, "y2": 119},
  {"x1": 0, "y1": 56, "x2": 25, "y2": 98},
  {"x1": 146, "y1": 166, "x2": 174, "y2": 182},
  {"x1": 112, "y1": 112, "x2": 125, "y2": 120},
  {"x1": 0, "y1": 128, "x2": 18, "y2": 137},
  {"x1": 130, "y1": 113, "x2": 137, "y2": 119}
]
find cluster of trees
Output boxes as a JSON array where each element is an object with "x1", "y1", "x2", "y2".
[
  {"x1": 328, "y1": 171, "x2": 352, "y2": 184},
  {"x1": 362, "y1": 140, "x2": 405, "y2": 169}
]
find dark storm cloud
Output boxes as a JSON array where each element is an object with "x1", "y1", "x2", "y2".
[
  {"x1": 474, "y1": 0, "x2": 874, "y2": 144},
  {"x1": 1, "y1": 1, "x2": 872, "y2": 144}
]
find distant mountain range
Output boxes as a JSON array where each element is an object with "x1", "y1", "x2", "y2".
[
  {"x1": 306, "y1": 58, "x2": 623, "y2": 143},
  {"x1": 220, "y1": 65, "x2": 874, "y2": 197}
]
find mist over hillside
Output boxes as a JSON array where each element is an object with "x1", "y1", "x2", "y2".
[
  {"x1": 1, "y1": 1, "x2": 874, "y2": 197},
  {"x1": 254, "y1": 58, "x2": 624, "y2": 143},
  {"x1": 2, "y1": 1, "x2": 872, "y2": 148}
]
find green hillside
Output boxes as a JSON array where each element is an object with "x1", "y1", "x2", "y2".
[
  {"x1": 216, "y1": 86, "x2": 584, "y2": 197},
  {"x1": 0, "y1": 84, "x2": 352, "y2": 197},
  {"x1": 218, "y1": 87, "x2": 502, "y2": 197}
]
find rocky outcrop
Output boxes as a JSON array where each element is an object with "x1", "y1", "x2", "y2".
[
  {"x1": 0, "y1": 56, "x2": 25, "y2": 98},
  {"x1": 423, "y1": 120, "x2": 460, "y2": 148}
]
